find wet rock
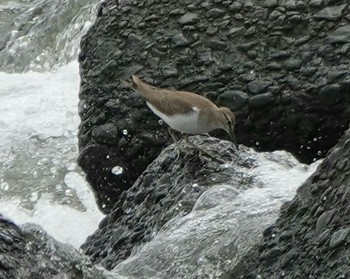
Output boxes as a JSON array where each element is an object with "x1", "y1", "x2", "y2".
[
  {"x1": 316, "y1": 210, "x2": 336, "y2": 234},
  {"x1": 330, "y1": 228, "x2": 350, "y2": 248},
  {"x1": 245, "y1": 26, "x2": 256, "y2": 36},
  {"x1": 228, "y1": 127, "x2": 350, "y2": 278},
  {"x1": 92, "y1": 123, "x2": 120, "y2": 145},
  {"x1": 0, "y1": 216, "x2": 103, "y2": 279},
  {"x1": 171, "y1": 33, "x2": 189, "y2": 47},
  {"x1": 206, "y1": 8, "x2": 225, "y2": 18},
  {"x1": 314, "y1": 5, "x2": 347, "y2": 21},
  {"x1": 301, "y1": 66, "x2": 318, "y2": 76},
  {"x1": 319, "y1": 84, "x2": 343, "y2": 105},
  {"x1": 309, "y1": 0, "x2": 323, "y2": 7},
  {"x1": 78, "y1": 0, "x2": 350, "y2": 214},
  {"x1": 217, "y1": 90, "x2": 249, "y2": 111},
  {"x1": 228, "y1": 26, "x2": 245, "y2": 35},
  {"x1": 127, "y1": 33, "x2": 142, "y2": 49},
  {"x1": 178, "y1": 12, "x2": 199, "y2": 25},
  {"x1": 81, "y1": 137, "x2": 239, "y2": 268},
  {"x1": 263, "y1": 0, "x2": 278, "y2": 8},
  {"x1": 280, "y1": 0, "x2": 297, "y2": 10},
  {"x1": 326, "y1": 25, "x2": 350, "y2": 44},
  {"x1": 285, "y1": 58, "x2": 302, "y2": 71},
  {"x1": 249, "y1": 93, "x2": 275, "y2": 108},
  {"x1": 228, "y1": 2, "x2": 242, "y2": 12},
  {"x1": 248, "y1": 80, "x2": 272, "y2": 95},
  {"x1": 207, "y1": 40, "x2": 227, "y2": 50}
]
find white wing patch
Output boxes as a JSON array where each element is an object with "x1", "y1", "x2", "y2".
[{"x1": 192, "y1": 106, "x2": 200, "y2": 112}]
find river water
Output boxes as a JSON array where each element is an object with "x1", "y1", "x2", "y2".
[{"x1": 0, "y1": 0, "x2": 321, "y2": 277}]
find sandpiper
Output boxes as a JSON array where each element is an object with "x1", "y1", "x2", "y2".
[{"x1": 125, "y1": 75, "x2": 237, "y2": 159}]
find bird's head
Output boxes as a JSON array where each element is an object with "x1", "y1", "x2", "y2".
[{"x1": 216, "y1": 107, "x2": 237, "y2": 144}]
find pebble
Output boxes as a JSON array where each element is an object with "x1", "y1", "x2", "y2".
[
  {"x1": 314, "y1": 5, "x2": 347, "y2": 21},
  {"x1": 218, "y1": 90, "x2": 249, "y2": 110},
  {"x1": 248, "y1": 80, "x2": 272, "y2": 94},
  {"x1": 249, "y1": 93, "x2": 275, "y2": 108},
  {"x1": 178, "y1": 12, "x2": 199, "y2": 25}
]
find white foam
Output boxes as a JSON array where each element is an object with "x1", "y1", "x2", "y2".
[
  {"x1": 0, "y1": 173, "x2": 104, "y2": 249},
  {"x1": 0, "y1": 62, "x2": 104, "y2": 248}
]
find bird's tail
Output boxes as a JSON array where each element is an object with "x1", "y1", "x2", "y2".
[{"x1": 128, "y1": 75, "x2": 158, "y2": 101}]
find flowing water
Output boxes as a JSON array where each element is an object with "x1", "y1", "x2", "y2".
[
  {"x1": 0, "y1": 0, "x2": 322, "y2": 277},
  {"x1": 0, "y1": 0, "x2": 103, "y2": 248}
]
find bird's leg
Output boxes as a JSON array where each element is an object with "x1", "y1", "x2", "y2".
[
  {"x1": 184, "y1": 135, "x2": 224, "y2": 163},
  {"x1": 168, "y1": 127, "x2": 182, "y2": 159}
]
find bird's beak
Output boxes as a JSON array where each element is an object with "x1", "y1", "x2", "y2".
[{"x1": 228, "y1": 126, "x2": 237, "y2": 146}]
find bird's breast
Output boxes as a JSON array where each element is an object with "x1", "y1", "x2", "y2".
[{"x1": 146, "y1": 102, "x2": 210, "y2": 134}]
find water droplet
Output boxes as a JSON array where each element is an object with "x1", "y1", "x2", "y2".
[
  {"x1": 317, "y1": 151, "x2": 322, "y2": 156},
  {"x1": 0, "y1": 182, "x2": 9, "y2": 191},
  {"x1": 29, "y1": 192, "x2": 39, "y2": 202},
  {"x1": 65, "y1": 189, "x2": 74, "y2": 197},
  {"x1": 122, "y1": 129, "x2": 128, "y2": 136},
  {"x1": 111, "y1": 166, "x2": 123, "y2": 175},
  {"x1": 158, "y1": 119, "x2": 164, "y2": 125},
  {"x1": 66, "y1": 162, "x2": 76, "y2": 171}
]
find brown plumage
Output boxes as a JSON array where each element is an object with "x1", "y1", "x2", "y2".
[{"x1": 127, "y1": 75, "x2": 237, "y2": 144}]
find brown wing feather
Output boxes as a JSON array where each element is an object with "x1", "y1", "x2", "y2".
[{"x1": 131, "y1": 75, "x2": 217, "y2": 115}]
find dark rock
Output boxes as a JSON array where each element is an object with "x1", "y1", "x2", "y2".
[
  {"x1": 269, "y1": 10, "x2": 284, "y2": 21},
  {"x1": 326, "y1": 25, "x2": 350, "y2": 44},
  {"x1": 92, "y1": 123, "x2": 120, "y2": 145},
  {"x1": 301, "y1": 66, "x2": 318, "y2": 76},
  {"x1": 178, "y1": 12, "x2": 199, "y2": 25},
  {"x1": 207, "y1": 40, "x2": 227, "y2": 50},
  {"x1": 316, "y1": 210, "x2": 336, "y2": 234},
  {"x1": 249, "y1": 93, "x2": 275, "y2": 108},
  {"x1": 245, "y1": 26, "x2": 256, "y2": 36},
  {"x1": 314, "y1": 5, "x2": 347, "y2": 21},
  {"x1": 295, "y1": 35, "x2": 311, "y2": 46},
  {"x1": 0, "y1": 216, "x2": 102, "y2": 279},
  {"x1": 287, "y1": 77, "x2": 301, "y2": 90},
  {"x1": 228, "y1": 26, "x2": 245, "y2": 35},
  {"x1": 330, "y1": 228, "x2": 350, "y2": 248},
  {"x1": 82, "y1": 137, "x2": 253, "y2": 269},
  {"x1": 309, "y1": 0, "x2": 323, "y2": 7},
  {"x1": 319, "y1": 84, "x2": 343, "y2": 105},
  {"x1": 227, "y1": 127, "x2": 350, "y2": 278},
  {"x1": 78, "y1": 0, "x2": 350, "y2": 214},
  {"x1": 263, "y1": 0, "x2": 278, "y2": 8},
  {"x1": 266, "y1": 62, "x2": 283, "y2": 71},
  {"x1": 206, "y1": 26, "x2": 218, "y2": 35},
  {"x1": 280, "y1": 248, "x2": 299, "y2": 268},
  {"x1": 206, "y1": 8, "x2": 225, "y2": 18},
  {"x1": 127, "y1": 33, "x2": 142, "y2": 49},
  {"x1": 280, "y1": 0, "x2": 297, "y2": 10},
  {"x1": 248, "y1": 80, "x2": 272, "y2": 94},
  {"x1": 171, "y1": 33, "x2": 189, "y2": 47},
  {"x1": 285, "y1": 58, "x2": 302, "y2": 71},
  {"x1": 217, "y1": 90, "x2": 249, "y2": 111},
  {"x1": 227, "y1": 2, "x2": 241, "y2": 12}
]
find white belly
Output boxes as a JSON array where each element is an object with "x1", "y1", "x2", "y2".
[{"x1": 147, "y1": 102, "x2": 209, "y2": 134}]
